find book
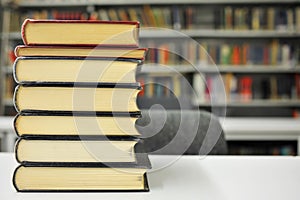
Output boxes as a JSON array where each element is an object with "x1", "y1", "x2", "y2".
[
  {"x1": 14, "y1": 45, "x2": 147, "y2": 59},
  {"x1": 14, "y1": 85, "x2": 141, "y2": 113},
  {"x1": 13, "y1": 57, "x2": 143, "y2": 84},
  {"x1": 220, "y1": 44, "x2": 231, "y2": 65},
  {"x1": 15, "y1": 137, "x2": 141, "y2": 164},
  {"x1": 13, "y1": 155, "x2": 151, "y2": 192},
  {"x1": 239, "y1": 76, "x2": 253, "y2": 102},
  {"x1": 14, "y1": 112, "x2": 141, "y2": 137},
  {"x1": 192, "y1": 73, "x2": 206, "y2": 104},
  {"x1": 21, "y1": 19, "x2": 140, "y2": 47}
]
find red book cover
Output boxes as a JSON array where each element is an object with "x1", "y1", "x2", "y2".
[
  {"x1": 21, "y1": 19, "x2": 140, "y2": 47},
  {"x1": 138, "y1": 77, "x2": 145, "y2": 97},
  {"x1": 232, "y1": 45, "x2": 241, "y2": 65},
  {"x1": 239, "y1": 76, "x2": 252, "y2": 102}
]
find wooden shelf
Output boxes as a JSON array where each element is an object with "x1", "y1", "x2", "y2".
[
  {"x1": 16, "y1": 0, "x2": 299, "y2": 7},
  {"x1": 140, "y1": 64, "x2": 195, "y2": 73},
  {"x1": 0, "y1": 32, "x2": 21, "y2": 40},
  {"x1": 140, "y1": 29, "x2": 300, "y2": 39},
  {"x1": 139, "y1": 64, "x2": 300, "y2": 74},
  {"x1": 200, "y1": 65, "x2": 300, "y2": 73},
  {"x1": 3, "y1": 99, "x2": 13, "y2": 106},
  {"x1": 196, "y1": 99, "x2": 300, "y2": 107},
  {"x1": 1, "y1": 66, "x2": 13, "y2": 74}
]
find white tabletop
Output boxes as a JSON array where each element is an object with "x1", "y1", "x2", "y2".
[{"x1": 1, "y1": 153, "x2": 300, "y2": 200}]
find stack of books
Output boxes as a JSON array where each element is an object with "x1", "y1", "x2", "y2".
[{"x1": 12, "y1": 19, "x2": 150, "y2": 192}]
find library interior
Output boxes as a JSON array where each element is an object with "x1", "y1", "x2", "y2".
[{"x1": 0, "y1": 0, "x2": 300, "y2": 199}]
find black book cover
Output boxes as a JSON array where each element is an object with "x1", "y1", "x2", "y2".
[
  {"x1": 14, "y1": 136, "x2": 150, "y2": 166},
  {"x1": 13, "y1": 84, "x2": 141, "y2": 113},
  {"x1": 13, "y1": 57, "x2": 143, "y2": 85},
  {"x1": 13, "y1": 153, "x2": 151, "y2": 192},
  {"x1": 13, "y1": 171, "x2": 150, "y2": 193},
  {"x1": 13, "y1": 111, "x2": 142, "y2": 137}
]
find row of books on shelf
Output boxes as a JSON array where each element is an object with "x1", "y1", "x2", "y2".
[
  {"x1": 228, "y1": 141, "x2": 296, "y2": 155},
  {"x1": 137, "y1": 75, "x2": 186, "y2": 99},
  {"x1": 3, "y1": 40, "x2": 298, "y2": 67},
  {"x1": 144, "y1": 40, "x2": 296, "y2": 66},
  {"x1": 9, "y1": 5, "x2": 300, "y2": 32},
  {"x1": 193, "y1": 73, "x2": 300, "y2": 104},
  {"x1": 4, "y1": 72, "x2": 300, "y2": 107},
  {"x1": 293, "y1": 109, "x2": 300, "y2": 118},
  {"x1": 217, "y1": 6, "x2": 297, "y2": 31}
]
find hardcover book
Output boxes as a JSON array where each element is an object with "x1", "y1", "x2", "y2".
[
  {"x1": 21, "y1": 19, "x2": 140, "y2": 47},
  {"x1": 14, "y1": 112, "x2": 141, "y2": 137},
  {"x1": 14, "y1": 45, "x2": 147, "y2": 60},
  {"x1": 13, "y1": 57, "x2": 143, "y2": 84},
  {"x1": 13, "y1": 153, "x2": 151, "y2": 192},
  {"x1": 15, "y1": 137, "x2": 141, "y2": 164},
  {"x1": 14, "y1": 84, "x2": 141, "y2": 113}
]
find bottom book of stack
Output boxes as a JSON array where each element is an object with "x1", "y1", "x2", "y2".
[{"x1": 13, "y1": 136, "x2": 151, "y2": 192}]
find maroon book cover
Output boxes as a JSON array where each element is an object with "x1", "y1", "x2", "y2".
[
  {"x1": 14, "y1": 45, "x2": 147, "y2": 60},
  {"x1": 21, "y1": 19, "x2": 140, "y2": 47}
]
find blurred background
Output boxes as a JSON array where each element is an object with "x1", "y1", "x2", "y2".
[{"x1": 0, "y1": 0, "x2": 300, "y2": 155}]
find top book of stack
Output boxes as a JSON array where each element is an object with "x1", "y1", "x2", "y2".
[{"x1": 21, "y1": 19, "x2": 140, "y2": 47}]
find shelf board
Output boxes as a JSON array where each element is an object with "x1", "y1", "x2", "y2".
[
  {"x1": 221, "y1": 117, "x2": 300, "y2": 141},
  {"x1": 140, "y1": 29, "x2": 300, "y2": 38},
  {"x1": 3, "y1": 99, "x2": 14, "y2": 106},
  {"x1": 197, "y1": 99, "x2": 300, "y2": 107},
  {"x1": 16, "y1": 0, "x2": 299, "y2": 7},
  {"x1": 200, "y1": 65, "x2": 300, "y2": 73},
  {"x1": 0, "y1": 32, "x2": 22, "y2": 40},
  {"x1": 140, "y1": 64, "x2": 195, "y2": 73},
  {"x1": 1, "y1": 66, "x2": 13, "y2": 74},
  {"x1": 139, "y1": 64, "x2": 300, "y2": 73}
]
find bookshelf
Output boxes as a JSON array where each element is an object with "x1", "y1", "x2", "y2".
[
  {"x1": 1, "y1": 0, "x2": 300, "y2": 116},
  {"x1": 1, "y1": 0, "x2": 300, "y2": 154}
]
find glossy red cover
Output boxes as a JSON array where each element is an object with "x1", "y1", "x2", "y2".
[{"x1": 21, "y1": 19, "x2": 140, "y2": 47}]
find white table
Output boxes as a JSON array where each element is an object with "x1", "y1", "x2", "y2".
[{"x1": 1, "y1": 153, "x2": 300, "y2": 200}]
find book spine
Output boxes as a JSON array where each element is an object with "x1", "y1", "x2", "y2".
[
  {"x1": 12, "y1": 165, "x2": 21, "y2": 192},
  {"x1": 13, "y1": 114, "x2": 21, "y2": 138},
  {"x1": 13, "y1": 85, "x2": 20, "y2": 113},
  {"x1": 14, "y1": 45, "x2": 22, "y2": 57},
  {"x1": 12, "y1": 57, "x2": 19, "y2": 84},
  {"x1": 21, "y1": 19, "x2": 29, "y2": 45}
]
